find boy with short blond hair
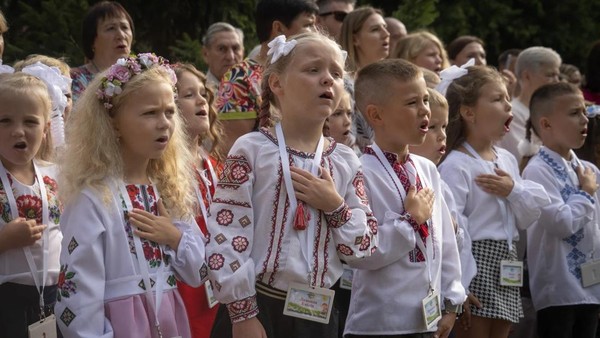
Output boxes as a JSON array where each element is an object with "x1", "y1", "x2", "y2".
[
  {"x1": 345, "y1": 59, "x2": 465, "y2": 338},
  {"x1": 523, "y1": 82, "x2": 600, "y2": 338}
]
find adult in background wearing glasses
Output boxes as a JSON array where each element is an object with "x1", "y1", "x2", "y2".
[{"x1": 316, "y1": 0, "x2": 354, "y2": 42}]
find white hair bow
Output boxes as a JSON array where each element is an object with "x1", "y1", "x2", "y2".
[
  {"x1": 267, "y1": 35, "x2": 298, "y2": 64},
  {"x1": 435, "y1": 58, "x2": 476, "y2": 96},
  {"x1": 22, "y1": 62, "x2": 72, "y2": 147},
  {"x1": 0, "y1": 60, "x2": 14, "y2": 75}
]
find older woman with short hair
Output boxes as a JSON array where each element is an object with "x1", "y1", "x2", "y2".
[{"x1": 70, "y1": 1, "x2": 134, "y2": 102}]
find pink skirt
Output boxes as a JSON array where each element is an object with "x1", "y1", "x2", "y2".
[{"x1": 105, "y1": 289, "x2": 192, "y2": 338}]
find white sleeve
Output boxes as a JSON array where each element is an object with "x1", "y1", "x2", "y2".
[
  {"x1": 206, "y1": 146, "x2": 258, "y2": 324},
  {"x1": 523, "y1": 164, "x2": 595, "y2": 239},
  {"x1": 327, "y1": 168, "x2": 378, "y2": 263},
  {"x1": 506, "y1": 177, "x2": 551, "y2": 231},
  {"x1": 439, "y1": 192, "x2": 467, "y2": 306},
  {"x1": 164, "y1": 218, "x2": 207, "y2": 287},
  {"x1": 55, "y1": 192, "x2": 113, "y2": 338},
  {"x1": 439, "y1": 159, "x2": 477, "y2": 291}
]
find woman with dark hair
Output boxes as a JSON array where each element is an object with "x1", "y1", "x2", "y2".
[
  {"x1": 583, "y1": 40, "x2": 600, "y2": 105},
  {"x1": 70, "y1": 1, "x2": 134, "y2": 102},
  {"x1": 447, "y1": 35, "x2": 486, "y2": 66}
]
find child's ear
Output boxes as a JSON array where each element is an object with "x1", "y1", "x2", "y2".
[
  {"x1": 271, "y1": 21, "x2": 285, "y2": 37},
  {"x1": 459, "y1": 105, "x2": 475, "y2": 124},
  {"x1": 269, "y1": 73, "x2": 283, "y2": 96},
  {"x1": 539, "y1": 116, "x2": 552, "y2": 131},
  {"x1": 364, "y1": 104, "x2": 383, "y2": 126},
  {"x1": 43, "y1": 119, "x2": 51, "y2": 138}
]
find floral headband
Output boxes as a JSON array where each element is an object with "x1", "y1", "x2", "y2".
[
  {"x1": 267, "y1": 34, "x2": 348, "y2": 65},
  {"x1": 97, "y1": 53, "x2": 177, "y2": 110}
]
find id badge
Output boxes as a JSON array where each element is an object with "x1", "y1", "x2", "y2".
[
  {"x1": 204, "y1": 280, "x2": 219, "y2": 308},
  {"x1": 500, "y1": 260, "x2": 523, "y2": 287},
  {"x1": 283, "y1": 282, "x2": 335, "y2": 324},
  {"x1": 28, "y1": 314, "x2": 57, "y2": 338},
  {"x1": 339, "y1": 264, "x2": 353, "y2": 290},
  {"x1": 581, "y1": 259, "x2": 600, "y2": 288},
  {"x1": 421, "y1": 290, "x2": 441, "y2": 330}
]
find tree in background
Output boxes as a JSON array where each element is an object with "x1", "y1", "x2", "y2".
[{"x1": 2, "y1": 0, "x2": 599, "y2": 74}]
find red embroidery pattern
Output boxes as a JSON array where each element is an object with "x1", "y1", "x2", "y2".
[
  {"x1": 208, "y1": 253, "x2": 225, "y2": 270},
  {"x1": 324, "y1": 203, "x2": 352, "y2": 228},
  {"x1": 212, "y1": 198, "x2": 251, "y2": 208},
  {"x1": 368, "y1": 218, "x2": 378, "y2": 235},
  {"x1": 17, "y1": 194, "x2": 42, "y2": 223},
  {"x1": 352, "y1": 171, "x2": 369, "y2": 206},
  {"x1": 218, "y1": 155, "x2": 252, "y2": 190},
  {"x1": 216, "y1": 209, "x2": 234, "y2": 226},
  {"x1": 359, "y1": 235, "x2": 371, "y2": 251},
  {"x1": 232, "y1": 236, "x2": 249, "y2": 253},
  {"x1": 337, "y1": 244, "x2": 354, "y2": 256},
  {"x1": 226, "y1": 294, "x2": 259, "y2": 324}
]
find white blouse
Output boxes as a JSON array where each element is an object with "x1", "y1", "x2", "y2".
[
  {"x1": 523, "y1": 147, "x2": 600, "y2": 311},
  {"x1": 206, "y1": 129, "x2": 378, "y2": 323},
  {"x1": 439, "y1": 147, "x2": 550, "y2": 243}
]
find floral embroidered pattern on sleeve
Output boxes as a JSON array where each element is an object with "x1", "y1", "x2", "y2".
[
  {"x1": 324, "y1": 202, "x2": 352, "y2": 228},
  {"x1": 57, "y1": 264, "x2": 77, "y2": 301},
  {"x1": 218, "y1": 155, "x2": 252, "y2": 190},
  {"x1": 226, "y1": 294, "x2": 259, "y2": 323}
]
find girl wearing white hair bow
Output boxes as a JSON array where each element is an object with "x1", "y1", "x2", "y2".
[
  {"x1": 206, "y1": 31, "x2": 377, "y2": 338},
  {"x1": 438, "y1": 65, "x2": 550, "y2": 338},
  {"x1": 0, "y1": 68, "x2": 63, "y2": 337}
]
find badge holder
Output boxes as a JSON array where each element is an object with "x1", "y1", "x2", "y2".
[
  {"x1": 500, "y1": 260, "x2": 523, "y2": 287},
  {"x1": 283, "y1": 282, "x2": 335, "y2": 324},
  {"x1": 421, "y1": 289, "x2": 441, "y2": 330},
  {"x1": 28, "y1": 313, "x2": 57, "y2": 338},
  {"x1": 205, "y1": 280, "x2": 219, "y2": 308},
  {"x1": 339, "y1": 264, "x2": 353, "y2": 290},
  {"x1": 581, "y1": 258, "x2": 600, "y2": 288}
]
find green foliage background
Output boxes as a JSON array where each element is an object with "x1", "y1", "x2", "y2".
[{"x1": 2, "y1": 0, "x2": 599, "y2": 72}]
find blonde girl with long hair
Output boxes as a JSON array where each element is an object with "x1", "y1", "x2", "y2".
[
  {"x1": 55, "y1": 53, "x2": 207, "y2": 338},
  {"x1": 207, "y1": 32, "x2": 377, "y2": 338}
]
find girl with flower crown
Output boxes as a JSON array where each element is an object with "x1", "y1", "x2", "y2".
[
  {"x1": 0, "y1": 66, "x2": 64, "y2": 337},
  {"x1": 55, "y1": 53, "x2": 207, "y2": 338},
  {"x1": 206, "y1": 31, "x2": 377, "y2": 338},
  {"x1": 173, "y1": 63, "x2": 224, "y2": 338}
]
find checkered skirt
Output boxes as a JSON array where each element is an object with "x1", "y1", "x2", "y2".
[{"x1": 469, "y1": 239, "x2": 523, "y2": 323}]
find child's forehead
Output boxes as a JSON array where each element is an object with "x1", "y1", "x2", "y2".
[{"x1": 292, "y1": 40, "x2": 344, "y2": 65}]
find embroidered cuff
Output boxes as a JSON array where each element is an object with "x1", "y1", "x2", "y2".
[
  {"x1": 574, "y1": 190, "x2": 596, "y2": 204},
  {"x1": 399, "y1": 211, "x2": 420, "y2": 231},
  {"x1": 324, "y1": 202, "x2": 352, "y2": 228},
  {"x1": 227, "y1": 294, "x2": 259, "y2": 324}
]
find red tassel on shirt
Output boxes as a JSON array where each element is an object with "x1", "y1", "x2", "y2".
[{"x1": 293, "y1": 201, "x2": 310, "y2": 230}]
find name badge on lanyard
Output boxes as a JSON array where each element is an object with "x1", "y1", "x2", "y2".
[
  {"x1": 28, "y1": 314, "x2": 57, "y2": 338},
  {"x1": 500, "y1": 260, "x2": 524, "y2": 287}
]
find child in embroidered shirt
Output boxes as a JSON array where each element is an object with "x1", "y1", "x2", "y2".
[
  {"x1": 55, "y1": 54, "x2": 207, "y2": 338},
  {"x1": 344, "y1": 58, "x2": 465, "y2": 338},
  {"x1": 522, "y1": 82, "x2": 600, "y2": 338},
  {"x1": 0, "y1": 71, "x2": 62, "y2": 338},
  {"x1": 438, "y1": 66, "x2": 550, "y2": 338},
  {"x1": 410, "y1": 88, "x2": 479, "y2": 334},
  {"x1": 174, "y1": 63, "x2": 224, "y2": 338},
  {"x1": 206, "y1": 32, "x2": 377, "y2": 338}
]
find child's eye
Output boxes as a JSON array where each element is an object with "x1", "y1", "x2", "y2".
[
  {"x1": 25, "y1": 119, "x2": 40, "y2": 125},
  {"x1": 0, "y1": 118, "x2": 10, "y2": 123}
]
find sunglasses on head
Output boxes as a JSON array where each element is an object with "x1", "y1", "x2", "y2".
[{"x1": 319, "y1": 11, "x2": 348, "y2": 22}]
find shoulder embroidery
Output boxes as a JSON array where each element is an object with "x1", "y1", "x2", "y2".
[{"x1": 218, "y1": 155, "x2": 252, "y2": 190}]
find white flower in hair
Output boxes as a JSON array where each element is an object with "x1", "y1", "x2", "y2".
[
  {"x1": 104, "y1": 82, "x2": 122, "y2": 97},
  {"x1": 267, "y1": 35, "x2": 298, "y2": 64},
  {"x1": 435, "y1": 58, "x2": 476, "y2": 96},
  {"x1": 116, "y1": 58, "x2": 128, "y2": 66}
]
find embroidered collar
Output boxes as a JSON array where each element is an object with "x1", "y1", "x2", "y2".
[
  {"x1": 260, "y1": 127, "x2": 336, "y2": 159},
  {"x1": 363, "y1": 146, "x2": 409, "y2": 166},
  {"x1": 538, "y1": 146, "x2": 579, "y2": 182}
]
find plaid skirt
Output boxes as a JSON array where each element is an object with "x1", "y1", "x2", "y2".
[{"x1": 469, "y1": 239, "x2": 523, "y2": 323}]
